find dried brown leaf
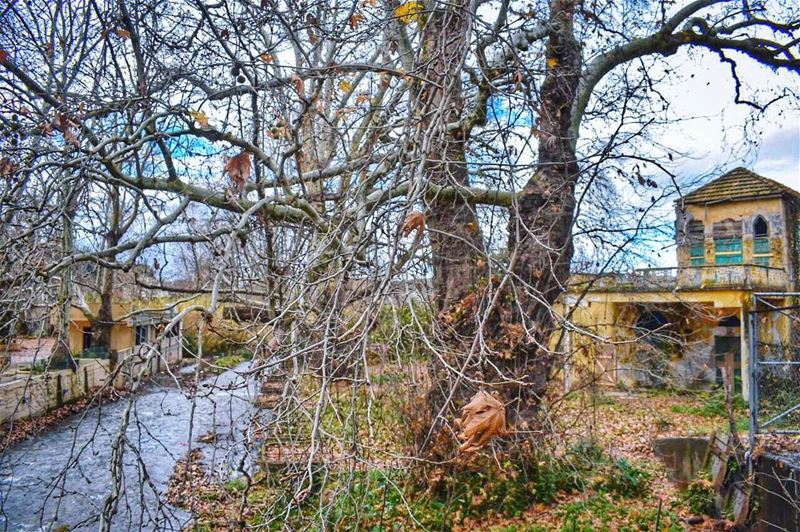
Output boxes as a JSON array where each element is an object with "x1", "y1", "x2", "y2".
[
  {"x1": 225, "y1": 151, "x2": 251, "y2": 192},
  {"x1": 401, "y1": 210, "x2": 425, "y2": 237},
  {"x1": 457, "y1": 391, "x2": 507, "y2": 454},
  {"x1": 290, "y1": 74, "x2": 304, "y2": 95},
  {"x1": 57, "y1": 114, "x2": 80, "y2": 148}
]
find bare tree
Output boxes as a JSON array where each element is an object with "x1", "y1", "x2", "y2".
[{"x1": 0, "y1": 0, "x2": 797, "y2": 528}]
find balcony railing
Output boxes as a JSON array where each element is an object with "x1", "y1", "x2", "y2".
[{"x1": 577, "y1": 264, "x2": 789, "y2": 292}]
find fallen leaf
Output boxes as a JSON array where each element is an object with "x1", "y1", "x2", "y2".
[
  {"x1": 259, "y1": 52, "x2": 274, "y2": 63},
  {"x1": 225, "y1": 151, "x2": 251, "y2": 192},
  {"x1": 337, "y1": 80, "x2": 353, "y2": 92},
  {"x1": 401, "y1": 210, "x2": 425, "y2": 237},
  {"x1": 355, "y1": 93, "x2": 371, "y2": 105},
  {"x1": 190, "y1": 110, "x2": 209, "y2": 128},
  {"x1": 394, "y1": 1, "x2": 424, "y2": 25},
  {"x1": 546, "y1": 57, "x2": 558, "y2": 69}
]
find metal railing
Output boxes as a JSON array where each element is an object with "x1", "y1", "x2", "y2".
[{"x1": 578, "y1": 264, "x2": 789, "y2": 292}]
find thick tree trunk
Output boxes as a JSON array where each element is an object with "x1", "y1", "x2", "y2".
[
  {"x1": 413, "y1": 0, "x2": 491, "y2": 457},
  {"x1": 93, "y1": 185, "x2": 121, "y2": 352},
  {"x1": 417, "y1": 0, "x2": 486, "y2": 312},
  {"x1": 417, "y1": 0, "x2": 581, "y2": 458},
  {"x1": 497, "y1": 0, "x2": 582, "y2": 423},
  {"x1": 53, "y1": 181, "x2": 79, "y2": 371}
]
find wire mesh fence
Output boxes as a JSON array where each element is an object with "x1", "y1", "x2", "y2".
[{"x1": 749, "y1": 293, "x2": 800, "y2": 440}]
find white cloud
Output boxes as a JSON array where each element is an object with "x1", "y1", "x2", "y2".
[{"x1": 651, "y1": 47, "x2": 799, "y2": 192}]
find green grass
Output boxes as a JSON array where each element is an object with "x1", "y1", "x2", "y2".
[
  {"x1": 558, "y1": 494, "x2": 683, "y2": 531},
  {"x1": 213, "y1": 349, "x2": 254, "y2": 371},
  {"x1": 248, "y1": 440, "x2": 655, "y2": 530},
  {"x1": 669, "y1": 390, "x2": 746, "y2": 419}
]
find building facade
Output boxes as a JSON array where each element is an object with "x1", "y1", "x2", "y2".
[{"x1": 562, "y1": 168, "x2": 800, "y2": 398}]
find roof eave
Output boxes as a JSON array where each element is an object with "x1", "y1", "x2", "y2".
[{"x1": 677, "y1": 192, "x2": 789, "y2": 206}]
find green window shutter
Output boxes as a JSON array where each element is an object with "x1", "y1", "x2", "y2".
[
  {"x1": 689, "y1": 242, "x2": 704, "y2": 265},
  {"x1": 715, "y1": 254, "x2": 742, "y2": 265},
  {"x1": 714, "y1": 238, "x2": 742, "y2": 265},
  {"x1": 754, "y1": 256, "x2": 770, "y2": 266},
  {"x1": 715, "y1": 238, "x2": 742, "y2": 253},
  {"x1": 754, "y1": 238, "x2": 770, "y2": 254}
]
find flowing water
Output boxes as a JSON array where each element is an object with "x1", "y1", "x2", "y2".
[{"x1": 0, "y1": 362, "x2": 258, "y2": 531}]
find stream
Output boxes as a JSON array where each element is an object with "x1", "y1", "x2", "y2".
[{"x1": 0, "y1": 361, "x2": 259, "y2": 531}]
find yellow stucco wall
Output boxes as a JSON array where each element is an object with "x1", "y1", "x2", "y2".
[
  {"x1": 65, "y1": 303, "x2": 173, "y2": 355},
  {"x1": 678, "y1": 197, "x2": 787, "y2": 269},
  {"x1": 557, "y1": 285, "x2": 796, "y2": 399}
]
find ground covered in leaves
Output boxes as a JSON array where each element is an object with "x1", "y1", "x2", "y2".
[{"x1": 167, "y1": 360, "x2": 755, "y2": 531}]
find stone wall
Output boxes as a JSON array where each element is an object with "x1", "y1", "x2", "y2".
[{"x1": 0, "y1": 359, "x2": 111, "y2": 424}]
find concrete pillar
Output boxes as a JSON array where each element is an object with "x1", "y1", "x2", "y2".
[{"x1": 740, "y1": 305, "x2": 750, "y2": 401}]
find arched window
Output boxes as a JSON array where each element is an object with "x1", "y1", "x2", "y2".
[
  {"x1": 753, "y1": 216, "x2": 771, "y2": 266},
  {"x1": 754, "y1": 216, "x2": 769, "y2": 237}
]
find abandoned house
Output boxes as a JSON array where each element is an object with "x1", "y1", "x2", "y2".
[
  {"x1": 64, "y1": 303, "x2": 183, "y2": 367},
  {"x1": 562, "y1": 168, "x2": 800, "y2": 398}
]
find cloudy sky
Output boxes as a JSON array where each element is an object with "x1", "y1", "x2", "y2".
[{"x1": 656, "y1": 48, "x2": 799, "y2": 193}]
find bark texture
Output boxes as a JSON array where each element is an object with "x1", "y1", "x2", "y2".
[
  {"x1": 417, "y1": 0, "x2": 582, "y2": 458},
  {"x1": 501, "y1": 0, "x2": 582, "y2": 421},
  {"x1": 93, "y1": 185, "x2": 122, "y2": 351},
  {"x1": 417, "y1": 0, "x2": 486, "y2": 312}
]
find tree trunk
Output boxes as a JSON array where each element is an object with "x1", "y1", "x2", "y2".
[
  {"x1": 93, "y1": 185, "x2": 121, "y2": 352},
  {"x1": 417, "y1": 0, "x2": 486, "y2": 312},
  {"x1": 53, "y1": 180, "x2": 79, "y2": 371},
  {"x1": 417, "y1": 0, "x2": 581, "y2": 457},
  {"x1": 412, "y1": 0, "x2": 491, "y2": 457},
  {"x1": 496, "y1": 0, "x2": 582, "y2": 423}
]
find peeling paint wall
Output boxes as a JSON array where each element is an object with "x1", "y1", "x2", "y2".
[
  {"x1": 561, "y1": 194, "x2": 797, "y2": 398},
  {"x1": 676, "y1": 197, "x2": 788, "y2": 269},
  {"x1": 557, "y1": 287, "x2": 757, "y2": 397}
]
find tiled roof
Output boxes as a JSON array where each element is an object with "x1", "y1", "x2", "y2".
[{"x1": 682, "y1": 167, "x2": 800, "y2": 204}]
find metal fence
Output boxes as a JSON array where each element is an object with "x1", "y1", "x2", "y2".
[{"x1": 749, "y1": 292, "x2": 800, "y2": 447}]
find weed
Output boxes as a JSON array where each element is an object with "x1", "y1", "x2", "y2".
[
  {"x1": 596, "y1": 458, "x2": 650, "y2": 498},
  {"x1": 559, "y1": 494, "x2": 683, "y2": 531},
  {"x1": 214, "y1": 353, "x2": 247, "y2": 370},
  {"x1": 682, "y1": 477, "x2": 717, "y2": 516},
  {"x1": 226, "y1": 477, "x2": 248, "y2": 492}
]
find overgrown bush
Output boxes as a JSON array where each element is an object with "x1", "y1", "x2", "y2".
[{"x1": 596, "y1": 458, "x2": 651, "y2": 498}]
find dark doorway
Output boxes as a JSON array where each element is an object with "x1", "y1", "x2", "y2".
[
  {"x1": 82, "y1": 327, "x2": 92, "y2": 351},
  {"x1": 714, "y1": 335, "x2": 741, "y2": 393}
]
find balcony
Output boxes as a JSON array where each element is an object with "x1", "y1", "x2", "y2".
[{"x1": 577, "y1": 264, "x2": 790, "y2": 292}]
